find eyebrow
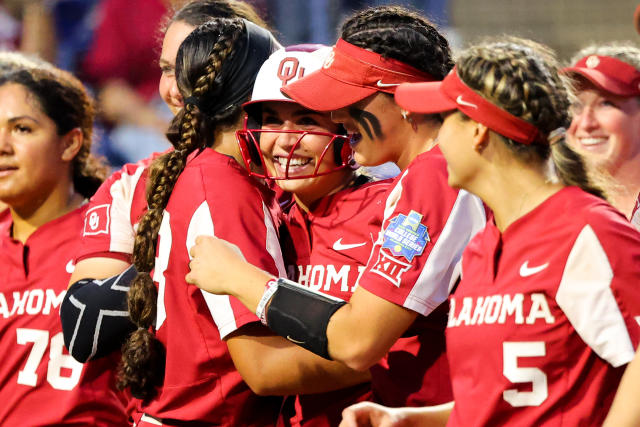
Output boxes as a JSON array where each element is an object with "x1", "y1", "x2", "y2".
[
  {"x1": 159, "y1": 58, "x2": 173, "y2": 68},
  {"x1": 262, "y1": 105, "x2": 322, "y2": 117},
  {"x1": 8, "y1": 115, "x2": 40, "y2": 125}
]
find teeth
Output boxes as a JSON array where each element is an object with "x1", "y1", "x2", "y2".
[
  {"x1": 580, "y1": 137, "x2": 607, "y2": 146},
  {"x1": 276, "y1": 157, "x2": 311, "y2": 167}
]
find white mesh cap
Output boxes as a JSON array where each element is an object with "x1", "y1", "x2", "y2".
[{"x1": 244, "y1": 44, "x2": 332, "y2": 114}]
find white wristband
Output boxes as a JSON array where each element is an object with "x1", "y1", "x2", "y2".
[{"x1": 256, "y1": 279, "x2": 278, "y2": 325}]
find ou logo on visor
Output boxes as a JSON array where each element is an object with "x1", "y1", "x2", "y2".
[{"x1": 278, "y1": 57, "x2": 305, "y2": 86}]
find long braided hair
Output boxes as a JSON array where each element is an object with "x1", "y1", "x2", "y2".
[
  {"x1": 117, "y1": 18, "x2": 247, "y2": 400},
  {"x1": 455, "y1": 37, "x2": 606, "y2": 199}
]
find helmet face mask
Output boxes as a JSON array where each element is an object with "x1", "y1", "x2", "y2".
[
  {"x1": 237, "y1": 124, "x2": 353, "y2": 180},
  {"x1": 237, "y1": 44, "x2": 354, "y2": 180}
]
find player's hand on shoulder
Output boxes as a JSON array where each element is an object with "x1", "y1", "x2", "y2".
[{"x1": 186, "y1": 235, "x2": 246, "y2": 295}]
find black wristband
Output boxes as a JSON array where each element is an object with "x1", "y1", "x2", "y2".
[{"x1": 266, "y1": 278, "x2": 346, "y2": 360}]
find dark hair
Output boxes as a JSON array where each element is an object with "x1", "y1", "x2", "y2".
[
  {"x1": 166, "y1": 0, "x2": 268, "y2": 32},
  {"x1": 118, "y1": 18, "x2": 253, "y2": 400},
  {"x1": 0, "y1": 65, "x2": 107, "y2": 198},
  {"x1": 340, "y1": 5, "x2": 453, "y2": 79},
  {"x1": 455, "y1": 37, "x2": 605, "y2": 199}
]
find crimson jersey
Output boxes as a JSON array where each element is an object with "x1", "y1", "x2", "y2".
[
  {"x1": 0, "y1": 207, "x2": 127, "y2": 426},
  {"x1": 281, "y1": 178, "x2": 389, "y2": 426},
  {"x1": 631, "y1": 192, "x2": 640, "y2": 230},
  {"x1": 136, "y1": 149, "x2": 285, "y2": 425},
  {"x1": 75, "y1": 154, "x2": 158, "y2": 262},
  {"x1": 446, "y1": 187, "x2": 640, "y2": 426},
  {"x1": 357, "y1": 147, "x2": 486, "y2": 406}
]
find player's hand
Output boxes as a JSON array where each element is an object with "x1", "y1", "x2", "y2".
[
  {"x1": 186, "y1": 235, "x2": 246, "y2": 295},
  {"x1": 340, "y1": 402, "x2": 410, "y2": 427}
]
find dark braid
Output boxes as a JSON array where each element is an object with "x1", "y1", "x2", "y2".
[
  {"x1": 341, "y1": 5, "x2": 453, "y2": 79},
  {"x1": 117, "y1": 18, "x2": 245, "y2": 400},
  {"x1": 456, "y1": 37, "x2": 606, "y2": 199}
]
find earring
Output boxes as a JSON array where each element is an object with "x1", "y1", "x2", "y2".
[{"x1": 401, "y1": 109, "x2": 418, "y2": 132}]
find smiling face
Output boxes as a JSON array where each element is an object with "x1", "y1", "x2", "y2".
[
  {"x1": 568, "y1": 81, "x2": 640, "y2": 176},
  {"x1": 258, "y1": 101, "x2": 353, "y2": 205},
  {"x1": 159, "y1": 20, "x2": 195, "y2": 114},
  {"x1": 0, "y1": 83, "x2": 70, "y2": 211}
]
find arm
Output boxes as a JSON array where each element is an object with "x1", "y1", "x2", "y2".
[
  {"x1": 61, "y1": 263, "x2": 137, "y2": 362},
  {"x1": 186, "y1": 236, "x2": 417, "y2": 371},
  {"x1": 603, "y1": 348, "x2": 640, "y2": 427},
  {"x1": 69, "y1": 256, "x2": 131, "y2": 286},
  {"x1": 339, "y1": 401, "x2": 453, "y2": 427},
  {"x1": 226, "y1": 322, "x2": 370, "y2": 396}
]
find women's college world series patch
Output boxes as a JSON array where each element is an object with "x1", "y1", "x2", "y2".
[{"x1": 381, "y1": 210, "x2": 429, "y2": 261}]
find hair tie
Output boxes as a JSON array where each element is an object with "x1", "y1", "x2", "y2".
[
  {"x1": 183, "y1": 96, "x2": 201, "y2": 110},
  {"x1": 548, "y1": 127, "x2": 566, "y2": 145}
]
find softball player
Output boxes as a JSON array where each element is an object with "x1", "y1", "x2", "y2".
[
  {"x1": 237, "y1": 44, "x2": 383, "y2": 426},
  {"x1": 115, "y1": 18, "x2": 288, "y2": 425},
  {"x1": 187, "y1": 5, "x2": 486, "y2": 407},
  {"x1": 60, "y1": 0, "x2": 272, "y2": 363},
  {"x1": 564, "y1": 43, "x2": 640, "y2": 219},
  {"x1": 390, "y1": 36, "x2": 640, "y2": 426},
  {"x1": 0, "y1": 59, "x2": 127, "y2": 425}
]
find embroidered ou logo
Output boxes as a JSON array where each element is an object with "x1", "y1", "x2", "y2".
[
  {"x1": 89, "y1": 212, "x2": 100, "y2": 230},
  {"x1": 323, "y1": 50, "x2": 335, "y2": 69},
  {"x1": 278, "y1": 57, "x2": 305, "y2": 86},
  {"x1": 585, "y1": 55, "x2": 600, "y2": 69}
]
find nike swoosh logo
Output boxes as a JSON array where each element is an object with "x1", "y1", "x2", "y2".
[
  {"x1": 287, "y1": 336, "x2": 305, "y2": 345},
  {"x1": 456, "y1": 95, "x2": 478, "y2": 109},
  {"x1": 376, "y1": 80, "x2": 400, "y2": 88},
  {"x1": 519, "y1": 261, "x2": 549, "y2": 277},
  {"x1": 333, "y1": 238, "x2": 367, "y2": 251},
  {"x1": 66, "y1": 260, "x2": 75, "y2": 274}
]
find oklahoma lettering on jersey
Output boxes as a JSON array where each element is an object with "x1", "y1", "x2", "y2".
[
  {"x1": 0, "y1": 288, "x2": 65, "y2": 318},
  {"x1": 0, "y1": 208, "x2": 127, "y2": 426},
  {"x1": 446, "y1": 187, "x2": 640, "y2": 427},
  {"x1": 137, "y1": 148, "x2": 284, "y2": 425},
  {"x1": 76, "y1": 153, "x2": 160, "y2": 262}
]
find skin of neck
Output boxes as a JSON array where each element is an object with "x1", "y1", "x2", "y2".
[
  {"x1": 212, "y1": 114, "x2": 245, "y2": 165},
  {"x1": 469, "y1": 135, "x2": 564, "y2": 232},
  {"x1": 394, "y1": 114, "x2": 440, "y2": 170},
  {"x1": 9, "y1": 173, "x2": 83, "y2": 243}
]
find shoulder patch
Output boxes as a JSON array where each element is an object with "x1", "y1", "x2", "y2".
[
  {"x1": 381, "y1": 210, "x2": 429, "y2": 261},
  {"x1": 83, "y1": 204, "x2": 110, "y2": 236}
]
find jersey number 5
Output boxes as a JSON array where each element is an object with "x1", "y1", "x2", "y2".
[
  {"x1": 502, "y1": 341, "x2": 548, "y2": 407},
  {"x1": 17, "y1": 328, "x2": 83, "y2": 390}
]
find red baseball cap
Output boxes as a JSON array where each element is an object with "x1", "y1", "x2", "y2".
[
  {"x1": 281, "y1": 38, "x2": 434, "y2": 111},
  {"x1": 395, "y1": 68, "x2": 540, "y2": 145},
  {"x1": 563, "y1": 55, "x2": 640, "y2": 97}
]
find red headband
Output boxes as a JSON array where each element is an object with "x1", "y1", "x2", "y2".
[
  {"x1": 281, "y1": 38, "x2": 435, "y2": 111},
  {"x1": 563, "y1": 55, "x2": 640, "y2": 97},
  {"x1": 395, "y1": 68, "x2": 540, "y2": 145}
]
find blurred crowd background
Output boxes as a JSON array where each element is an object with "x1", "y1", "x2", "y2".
[{"x1": 0, "y1": 0, "x2": 636, "y2": 168}]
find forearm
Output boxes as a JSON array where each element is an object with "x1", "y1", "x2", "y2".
[{"x1": 227, "y1": 323, "x2": 370, "y2": 396}]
